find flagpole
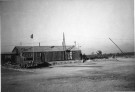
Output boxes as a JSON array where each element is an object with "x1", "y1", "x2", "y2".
[
  {"x1": 33, "y1": 39, "x2": 34, "y2": 62},
  {"x1": 33, "y1": 35, "x2": 34, "y2": 62},
  {"x1": 31, "y1": 34, "x2": 34, "y2": 62},
  {"x1": 62, "y1": 33, "x2": 64, "y2": 60}
]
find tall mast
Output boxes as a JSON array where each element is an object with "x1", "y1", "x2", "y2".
[
  {"x1": 63, "y1": 32, "x2": 66, "y2": 51},
  {"x1": 62, "y1": 32, "x2": 66, "y2": 60}
]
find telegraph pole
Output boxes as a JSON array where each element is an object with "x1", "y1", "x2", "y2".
[{"x1": 109, "y1": 38, "x2": 124, "y2": 54}]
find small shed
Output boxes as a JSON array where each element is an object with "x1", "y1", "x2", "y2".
[{"x1": 1, "y1": 52, "x2": 16, "y2": 65}]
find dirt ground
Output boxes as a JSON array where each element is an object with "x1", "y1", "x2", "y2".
[{"x1": 1, "y1": 57, "x2": 135, "y2": 92}]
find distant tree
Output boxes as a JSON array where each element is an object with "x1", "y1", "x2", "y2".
[{"x1": 96, "y1": 50, "x2": 102, "y2": 55}]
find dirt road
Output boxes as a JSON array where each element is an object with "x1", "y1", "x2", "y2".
[{"x1": 1, "y1": 58, "x2": 135, "y2": 92}]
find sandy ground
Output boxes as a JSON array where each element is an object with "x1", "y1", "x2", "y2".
[{"x1": 1, "y1": 58, "x2": 135, "y2": 92}]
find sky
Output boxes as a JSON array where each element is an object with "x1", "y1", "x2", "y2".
[{"x1": 1, "y1": 0, "x2": 134, "y2": 54}]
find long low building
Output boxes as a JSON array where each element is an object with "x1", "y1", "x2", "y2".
[{"x1": 11, "y1": 46, "x2": 82, "y2": 66}]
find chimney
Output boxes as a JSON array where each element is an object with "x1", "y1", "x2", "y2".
[
  {"x1": 39, "y1": 42, "x2": 40, "y2": 46},
  {"x1": 74, "y1": 41, "x2": 76, "y2": 47}
]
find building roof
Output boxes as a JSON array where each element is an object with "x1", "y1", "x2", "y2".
[
  {"x1": 12, "y1": 46, "x2": 80, "y2": 53},
  {"x1": 1, "y1": 52, "x2": 15, "y2": 55}
]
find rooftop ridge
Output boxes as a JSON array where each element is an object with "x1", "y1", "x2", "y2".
[{"x1": 12, "y1": 45, "x2": 80, "y2": 53}]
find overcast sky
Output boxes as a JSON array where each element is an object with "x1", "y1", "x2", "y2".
[{"x1": 1, "y1": 0, "x2": 134, "y2": 54}]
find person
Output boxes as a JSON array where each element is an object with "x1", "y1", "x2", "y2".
[{"x1": 82, "y1": 54, "x2": 87, "y2": 63}]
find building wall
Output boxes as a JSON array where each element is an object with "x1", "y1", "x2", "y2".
[
  {"x1": 10, "y1": 50, "x2": 82, "y2": 66},
  {"x1": 21, "y1": 50, "x2": 81, "y2": 63},
  {"x1": 41, "y1": 51, "x2": 65, "y2": 62},
  {"x1": 42, "y1": 50, "x2": 82, "y2": 62},
  {"x1": 72, "y1": 50, "x2": 82, "y2": 60},
  {"x1": 22, "y1": 52, "x2": 42, "y2": 64},
  {"x1": 1, "y1": 54, "x2": 16, "y2": 65}
]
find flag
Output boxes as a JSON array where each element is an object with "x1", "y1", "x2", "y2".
[{"x1": 30, "y1": 34, "x2": 33, "y2": 39}]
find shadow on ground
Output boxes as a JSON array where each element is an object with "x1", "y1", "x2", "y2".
[
  {"x1": 59, "y1": 65, "x2": 102, "y2": 68},
  {"x1": 27, "y1": 62, "x2": 52, "y2": 69}
]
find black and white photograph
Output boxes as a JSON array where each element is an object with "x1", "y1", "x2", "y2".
[{"x1": 1, "y1": 0, "x2": 135, "y2": 92}]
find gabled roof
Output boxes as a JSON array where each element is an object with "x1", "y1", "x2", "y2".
[{"x1": 12, "y1": 46, "x2": 80, "y2": 53}]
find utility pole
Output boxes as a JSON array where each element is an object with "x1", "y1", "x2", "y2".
[{"x1": 109, "y1": 38, "x2": 124, "y2": 54}]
